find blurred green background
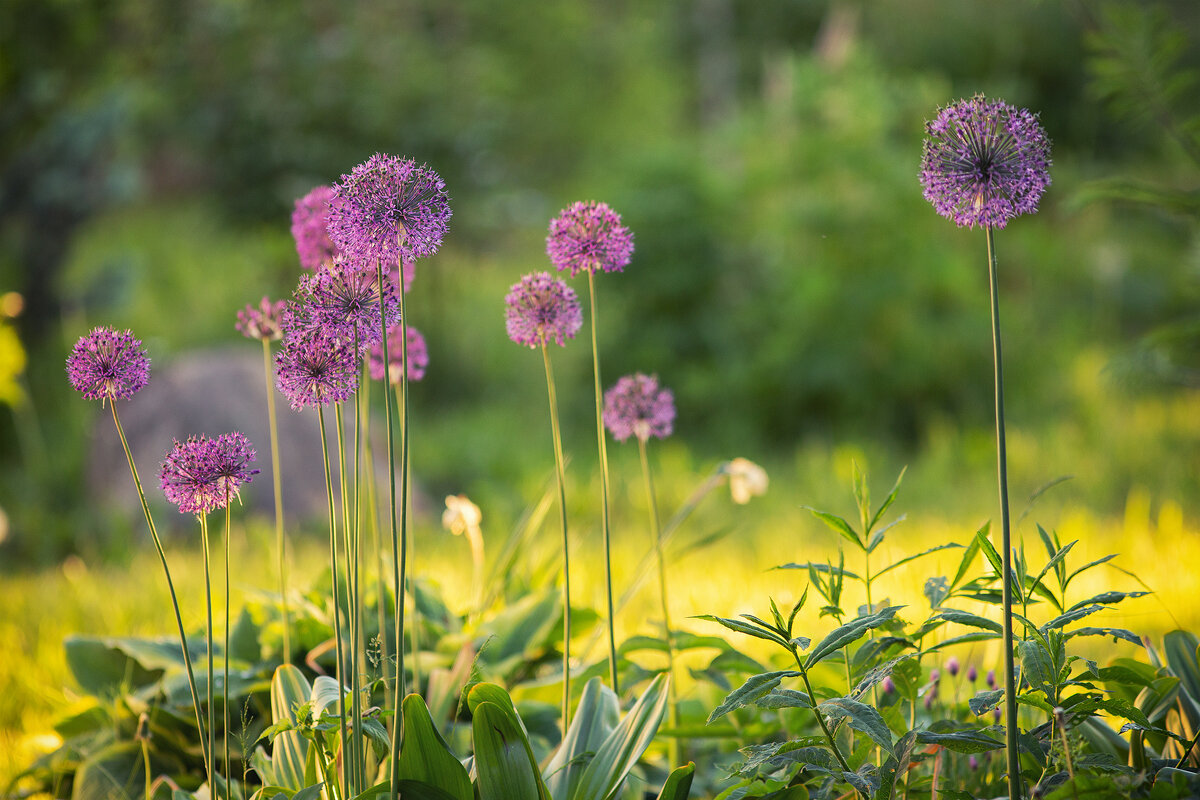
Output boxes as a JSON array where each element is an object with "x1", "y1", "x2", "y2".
[{"x1": 1, "y1": 0, "x2": 1199, "y2": 563}]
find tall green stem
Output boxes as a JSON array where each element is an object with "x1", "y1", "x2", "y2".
[
  {"x1": 318, "y1": 407, "x2": 351, "y2": 798},
  {"x1": 361, "y1": 377, "x2": 392, "y2": 718},
  {"x1": 396, "y1": 382, "x2": 421, "y2": 696},
  {"x1": 638, "y1": 437, "x2": 679, "y2": 767},
  {"x1": 987, "y1": 226, "x2": 1022, "y2": 800},
  {"x1": 541, "y1": 343, "x2": 572, "y2": 727},
  {"x1": 200, "y1": 512, "x2": 215, "y2": 797},
  {"x1": 222, "y1": 494, "x2": 231, "y2": 800},
  {"x1": 261, "y1": 338, "x2": 290, "y2": 662},
  {"x1": 789, "y1": 647, "x2": 856, "y2": 785},
  {"x1": 108, "y1": 404, "x2": 209, "y2": 786},
  {"x1": 586, "y1": 270, "x2": 619, "y2": 692},
  {"x1": 335, "y1": 399, "x2": 363, "y2": 794}
]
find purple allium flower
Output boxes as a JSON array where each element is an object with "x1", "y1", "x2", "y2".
[
  {"x1": 160, "y1": 436, "x2": 223, "y2": 515},
  {"x1": 328, "y1": 153, "x2": 451, "y2": 265},
  {"x1": 504, "y1": 272, "x2": 583, "y2": 348},
  {"x1": 947, "y1": 657, "x2": 960, "y2": 678},
  {"x1": 210, "y1": 431, "x2": 259, "y2": 502},
  {"x1": 882, "y1": 676, "x2": 895, "y2": 695},
  {"x1": 546, "y1": 201, "x2": 634, "y2": 276},
  {"x1": 274, "y1": 327, "x2": 359, "y2": 410},
  {"x1": 968, "y1": 664, "x2": 978, "y2": 683},
  {"x1": 236, "y1": 296, "x2": 288, "y2": 341},
  {"x1": 987, "y1": 669, "x2": 997, "y2": 690},
  {"x1": 293, "y1": 257, "x2": 400, "y2": 349},
  {"x1": 920, "y1": 94, "x2": 1052, "y2": 230},
  {"x1": 291, "y1": 185, "x2": 341, "y2": 270},
  {"x1": 369, "y1": 325, "x2": 428, "y2": 384},
  {"x1": 602, "y1": 373, "x2": 675, "y2": 443},
  {"x1": 66, "y1": 327, "x2": 151, "y2": 402}
]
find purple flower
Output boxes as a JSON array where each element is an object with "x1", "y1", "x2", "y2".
[
  {"x1": 236, "y1": 297, "x2": 288, "y2": 341},
  {"x1": 66, "y1": 327, "x2": 151, "y2": 402},
  {"x1": 328, "y1": 153, "x2": 451, "y2": 265},
  {"x1": 930, "y1": 668, "x2": 941, "y2": 684},
  {"x1": 987, "y1": 669, "x2": 997, "y2": 690},
  {"x1": 160, "y1": 436, "x2": 223, "y2": 515},
  {"x1": 969, "y1": 755, "x2": 980, "y2": 771},
  {"x1": 274, "y1": 327, "x2": 359, "y2": 410},
  {"x1": 546, "y1": 201, "x2": 634, "y2": 276},
  {"x1": 920, "y1": 94, "x2": 1052, "y2": 230},
  {"x1": 967, "y1": 664, "x2": 978, "y2": 683},
  {"x1": 292, "y1": 257, "x2": 400, "y2": 348},
  {"x1": 291, "y1": 185, "x2": 341, "y2": 270},
  {"x1": 210, "y1": 431, "x2": 259, "y2": 502},
  {"x1": 947, "y1": 657, "x2": 960, "y2": 678},
  {"x1": 881, "y1": 676, "x2": 895, "y2": 694},
  {"x1": 993, "y1": 706, "x2": 1002, "y2": 722},
  {"x1": 603, "y1": 373, "x2": 675, "y2": 443},
  {"x1": 505, "y1": 272, "x2": 583, "y2": 348},
  {"x1": 369, "y1": 325, "x2": 428, "y2": 384}
]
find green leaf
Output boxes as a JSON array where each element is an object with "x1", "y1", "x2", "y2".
[
  {"x1": 572, "y1": 673, "x2": 670, "y2": 800},
  {"x1": 974, "y1": 528, "x2": 1020, "y2": 601},
  {"x1": 1067, "y1": 591, "x2": 1149, "y2": 612},
  {"x1": 269, "y1": 665, "x2": 311, "y2": 791},
  {"x1": 754, "y1": 689, "x2": 813, "y2": 710},
  {"x1": 873, "y1": 731, "x2": 916, "y2": 800},
  {"x1": 773, "y1": 562, "x2": 861, "y2": 580},
  {"x1": 310, "y1": 676, "x2": 346, "y2": 720},
  {"x1": 968, "y1": 690, "x2": 1004, "y2": 716},
  {"x1": 868, "y1": 467, "x2": 907, "y2": 533},
  {"x1": 949, "y1": 530, "x2": 983, "y2": 591},
  {"x1": 914, "y1": 729, "x2": 1004, "y2": 754},
  {"x1": 934, "y1": 609, "x2": 1002, "y2": 634},
  {"x1": 805, "y1": 607, "x2": 903, "y2": 669},
  {"x1": 1020, "y1": 639, "x2": 1059, "y2": 699},
  {"x1": 873, "y1": 542, "x2": 961, "y2": 580},
  {"x1": 471, "y1": 701, "x2": 549, "y2": 800},
  {"x1": 654, "y1": 763, "x2": 695, "y2": 800},
  {"x1": 818, "y1": 696, "x2": 893, "y2": 751},
  {"x1": 922, "y1": 631, "x2": 1001, "y2": 653},
  {"x1": 1040, "y1": 605, "x2": 1108, "y2": 632},
  {"x1": 1027, "y1": 539, "x2": 1076, "y2": 602},
  {"x1": 1163, "y1": 630, "x2": 1200, "y2": 709},
  {"x1": 72, "y1": 741, "x2": 141, "y2": 800},
  {"x1": 692, "y1": 615, "x2": 791, "y2": 649},
  {"x1": 707, "y1": 671, "x2": 800, "y2": 724},
  {"x1": 63, "y1": 636, "x2": 175, "y2": 695},
  {"x1": 543, "y1": 677, "x2": 620, "y2": 800},
  {"x1": 1063, "y1": 554, "x2": 1117, "y2": 592},
  {"x1": 866, "y1": 515, "x2": 906, "y2": 554},
  {"x1": 803, "y1": 507, "x2": 863, "y2": 550},
  {"x1": 396, "y1": 694, "x2": 472, "y2": 800}
]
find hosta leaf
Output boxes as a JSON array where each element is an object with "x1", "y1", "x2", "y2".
[
  {"x1": 543, "y1": 677, "x2": 619, "y2": 800},
  {"x1": 396, "y1": 694, "x2": 471, "y2": 800},
  {"x1": 471, "y1": 701, "x2": 549, "y2": 800},
  {"x1": 654, "y1": 763, "x2": 695, "y2": 800},
  {"x1": 269, "y1": 665, "x2": 311, "y2": 791},
  {"x1": 573, "y1": 673, "x2": 670, "y2": 800}
]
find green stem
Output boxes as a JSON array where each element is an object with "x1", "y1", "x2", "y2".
[
  {"x1": 141, "y1": 734, "x2": 152, "y2": 800},
  {"x1": 108, "y1": 404, "x2": 210, "y2": 786},
  {"x1": 262, "y1": 338, "x2": 290, "y2": 663},
  {"x1": 223, "y1": 494, "x2": 231, "y2": 800},
  {"x1": 362, "y1": 376, "x2": 392, "y2": 719},
  {"x1": 587, "y1": 270, "x2": 619, "y2": 693},
  {"x1": 987, "y1": 226, "x2": 1022, "y2": 800},
  {"x1": 398, "y1": 381, "x2": 421, "y2": 697},
  {"x1": 638, "y1": 437, "x2": 679, "y2": 767},
  {"x1": 335, "y1": 405, "x2": 359, "y2": 795},
  {"x1": 541, "y1": 343, "x2": 572, "y2": 728},
  {"x1": 201, "y1": 512, "x2": 215, "y2": 796},
  {"x1": 790, "y1": 647, "x2": 857, "y2": 786},
  {"x1": 318, "y1": 406, "x2": 351, "y2": 798}
]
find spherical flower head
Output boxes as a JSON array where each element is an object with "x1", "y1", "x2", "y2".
[
  {"x1": 211, "y1": 431, "x2": 259, "y2": 503},
  {"x1": 546, "y1": 201, "x2": 634, "y2": 276},
  {"x1": 274, "y1": 326, "x2": 359, "y2": 410},
  {"x1": 294, "y1": 256, "x2": 400, "y2": 349},
  {"x1": 160, "y1": 435, "x2": 223, "y2": 515},
  {"x1": 328, "y1": 153, "x2": 452, "y2": 265},
  {"x1": 236, "y1": 296, "x2": 288, "y2": 341},
  {"x1": 291, "y1": 185, "x2": 341, "y2": 270},
  {"x1": 725, "y1": 457, "x2": 769, "y2": 504},
  {"x1": 603, "y1": 373, "x2": 675, "y2": 443},
  {"x1": 369, "y1": 325, "x2": 428, "y2": 384},
  {"x1": 66, "y1": 327, "x2": 151, "y2": 402},
  {"x1": 920, "y1": 94, "x2": 1052, "y2": 230},
  {"x1": 504, "y1": 272, "x2": 582, "y2": 348}
]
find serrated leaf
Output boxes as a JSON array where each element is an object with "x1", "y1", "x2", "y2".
[
  {"x1": 934, "y1": 609, "x2": 1002, "y2": 634},
  {"x1": 755, "y1": 689, "x2": 813, "y2": 710},
  {"x1": 969, "y1": 689, "x2": 1004, "y2": 716},
  {"x1": 1040, "y1": 605, "x2": 1108, "y2": 632},
  {"x1": 873, "y1": 542, "x2": 960, "y2": 580},
  {"x1": 707, "y1": 671, "x2": 800, "y2": 724},
  {"x1": 1069, "y1": 627, "x2": 1143, "y2": 647},
  {"x1": 819, "y1": 697, "x2": 893, "y2": 751},
  {"x1": 915, "y1": 729, "x2": 1004, "y2": 754},
  {"x1": 805, "y1": 607, "x2": 903, "y2": 670},
  {"x1": 803, "y1": 507, "x2": 863, "y2": 550},
  {"x1": 693, "y1": 615, "x2": 791, "y2": 649}
]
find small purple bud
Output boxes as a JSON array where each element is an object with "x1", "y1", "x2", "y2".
[
  {"x1": 882, "y1": 676, "x2": 895, "y2": 694},
  {"x1": 947, "y1": 657, "x2": 960, "y2": 677},
  {"x1": 987, "y1": 669, "x2": 997, "y2": 689},
  {"x1": 967, "y1": 664, "x2": 978, "y2": 682},
  {"x1": 930, "y1": 668, "x2": 941, "y2": 683},
  {"x1": 969, "y1": 755, "x2": 979, "y2": 771},
  {"x1": 993, "y1": 706, "x2": 1002, "y2": 722}
]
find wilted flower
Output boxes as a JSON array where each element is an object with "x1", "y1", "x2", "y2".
[
  {"x1": 920, "y1": 94, "x2": 1052, "y2": 230},
  {"x1": 236, "y1": 297, "x2": 288, "y2": 341},
  {"x1": 66, "y1": 327, "x2": 151, "y2": 402},
  {"x1": 291, "y1": 185, "x2": 340, "y2": 270},
  {"x1": 329, "y1": 153, "x2": 452, "y2": 264},
  {"x1": 369, "y1": 325, "x2": 428, "y2": 384},
  {"x1": 726, "y1": 458, "x2": 768, "y2": 504},
  {"x1": 603, "y1": 373, "x2": 675, "y2": 443},
  {"x1": 546, "y1": 201, "x2": 634, "y2": 276},
  {"x1": 443, "y1": 494, "x2": 482, "y2": 540},
  {"x1": 504, "y1": 272, "x2": 582, "y2": 348},
  {"x1": 160, "y1": 436, "x2": 224, "y2": 515},
  {"x1": 274, "y1": 327, "x2": 359, "y2": 410},
  {"x1": 293, "y1": 257, "x2": 400, "y2": 348},
  {"x1": 947, "y1": 656, "x2": 960, "y2": 677}
]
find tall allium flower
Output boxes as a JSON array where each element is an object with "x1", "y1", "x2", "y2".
[
  {"x1": 291, "y1": 185, "x2": 340, "y2": 270},
  {"x1": 505, "y1": 272, "x2": 583, "y2": 347},
  {"x1": 920, "y1": 95, "x2": 1052, "y2": 230},
  {"x1": 66, "y1": 327, "x2": 151, "y2": 402},
  {"x1": 275, "y1": 327, "x2": 359, "y2": 410},
  {"x1": 546, "y1": 201, "x2": 635, "y2": 276},
  {"x1": 294, "y1": 257, "x2": 400, "y2": 348},
  {"x1": 603, "y1": 373, "x2": 675, "y2": 443},
  {"x1": 328, "y1": 153, "x2": 452, "y2": 263},
  {"x1": 236, "y1": 297, "x2": 287, "y2": 341},
  {"x1": 368, "y1": 325, "x2": 428, "y2": 383},
  {"x1": 160, "y1": 436, "x2": 223, "y2": 515},
  {"x1": 211, "y1": 431, "x2": 259, "y2": 500}
]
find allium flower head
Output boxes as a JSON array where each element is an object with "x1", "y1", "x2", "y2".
[
  {"x1": 921, "y1": 94, "x2": 1052, "y2": 229},
  {"x1": 329, "y1": 153, "x2": 451, "y2": 264},
  {"x1": 160, "y1": 435, "x2": 223, "y2": 515},
  {"x1": 293, "y1": 256, "x2": 399, "y2": 348},
  {"x1": 369, "y1": 325, "x2": 428, "y2": 384},
  {"x1": 210, "y1": 431, "x2": 259, "y2": 502},
  {"x1": 291, "y1": 185, "x2": 341, "y2": 270},
  {"x1": 66, "y1": 327, "x2": 151, "y2": 402},
  {"x1": 274, "y1": 327, "x2": 359, "y2": 410},
  {"x1": 236, "y1": 296, "x2": 288, "y2": 341},
  {"x1": 546, "y1": 201, "x2": 634, "y2": 276},
  {"x1": 603, "y1": 373, "x2": 675, "y2": 443},
  {"x1": 505, "y1": 272, "x2": 582, "y2": 348},
  {"x1": 725, "y1": 457, "x2": 769, "y2": 505}
]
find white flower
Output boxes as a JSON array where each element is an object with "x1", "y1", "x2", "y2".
[
  {"x1": 442, "y1": 494, "x2": 482, "y2": 538},
  {"x1": 726, "y1": 458, "x2": 768, "y2": 505}
]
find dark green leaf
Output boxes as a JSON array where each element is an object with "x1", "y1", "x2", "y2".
[
  {"x1": 396, "y1": 694, "x2": 472, "y2": 800},
  {"x1": 968, "y1": 690, "x2": 1004, "y2": 716},
  {"x1": 707, "y1": 671, "x2": 801, "y2": 724},
  {"x1": 949, "y1": 530, "x2": 983, "y2": 591},
  {"x1": 1067, "y1": 591, "x2": 1149, "y2": 612},
  {"x1": 654, "y1": 763, "x2": 695, "y2": 800},
  {"x1": 1040, "y1": 605, "x2": 1108, "y2": 632},
  {"x1": 818, "y1": 697, "x2": 893, "y2": 751},
  {"x1": 915, "y1": 729, "x2": 1004, "y2": 754},
  {"x1": 805, "y1": 607, "x2": 903, "y2": 669},
  {"x1": 471, "y1": 701, "x2": 548, "y2": 800},
  {"x1": 1070, "y1": 628, "x2": 1143, "y2": 647},
  {"x1": 692, "y1": 615, "x2": 791, "y2": 649},
  {"x1": 934, "y1": 609, "x2": 1002, "y2": 634},
  {"x1": 803, "y1": 507, "x2": 863, "y2": 550},
  {"x1": 755, "y1": 689, "x2": 813, "y2": 710}
]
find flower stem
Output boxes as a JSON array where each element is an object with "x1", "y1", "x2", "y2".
[
  {"x1": 790, "y1": 647, "x2": 856, "y2": 785},
  {"x1": 318, "y1": 406, "x2": 351, "y2": 798},
  {"x1": 396, "y1": 382, "x2": 421, "y2": 697},
  {"x1": 638, "y1": 437, "x2": 679, "y2": 767},
  {"x1": 987, "y1": 226, "x2": 1022, "y2": 800},
  {"x1": 541, "y1": 343, "x2": 572, "y2": 728},
  {"x1": 108, "y1": 404, "x2": 210, "y2": 786},
  {"x1": 261, "y1": 338, "x2": 290, "y2": 663},
  {"x1": 336, "y1": 394, "x2": 364, "y2": 795},
  {"x1": 361, "y1": 377, "x2": 392, "y2": 718},
  {"x1": 200, "y1": 512, "x2": 215, "y2": 797},
  {"x1": 222, "y1": 494, "x2": 231, "y2": 800},
  {"x1": 587, "y1": 270, "x2": 619, "y2": 693}
]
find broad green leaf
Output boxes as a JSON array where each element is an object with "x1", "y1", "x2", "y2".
[
  {"x1": 396, "y1": 694, "x2": 472, "y2": 800},
  {"x1": 72, "y1": 741, "x2": 141, "y2": 800},
  {"x1": 805, "y1": 607, "x2": 902, "y2": 669},
  {"x1": 390, "y1": 782, "x2": 460, "y2": 800},
  {"x1": 818, "y1": 696, "x2": 892, "y2": 751},
  {"x1": 754, "y1": 689, "x2": 813, "y2": 710},
  {"x1": 1020, "y1": 639, "x2": 1058, "y2": 699},
  {"x1": 476, "y1": 590, "x2": 562, "y2": 674},
  {"x1": 914, "y1": 729, "x2": 1004, "y2": 754},
  {"x1": 654, "y1": 763, "x2": 694, "y2": 800},
  {"x1": 968, "y1": 689, "x2": 1004, "y2": 716},
  {"x1": 1163, "y1": 630, "x2": 1200, "y2": 711},
  {"x1": 934, "y1": 610, "x2": 1002, "y2": 634},
  {"x1": 64, "y1": 636, "x2": 173, "y2": 695},
  {"x1": 803, "y1": 507, "x2": 863, "y2": 550},
  {"x1": 707, "y1": 671, "x2": 800, "y2": 724},
  {"x1": 873, "y1": 542, "x2": 960, "y2": 580},
  {"x1": 572, "y1": 673, "x2": 670, "y2": 800},
  {"x1": 310, "y1": 676, "x2": 346, "y2": 719},
  {"x1": 269, "y1": 665, "x2": 311, "y2": 791},
  {"x1": 543, "y1": 677, "x2": 620, "y2": 800},
  {"x1": 471, "y1": 701, "x2": 549, "y2": 800}
]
